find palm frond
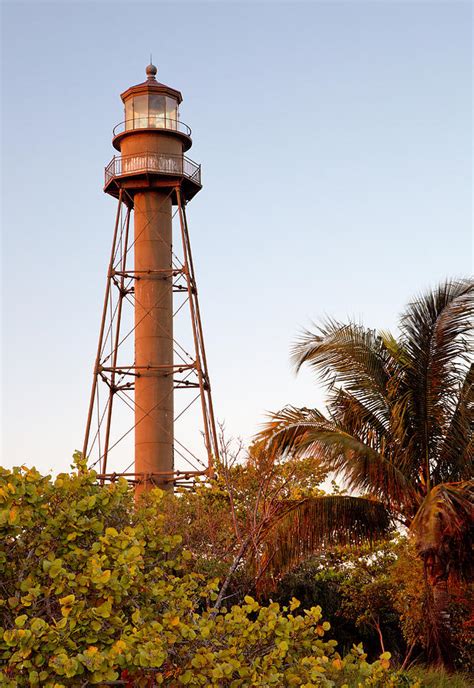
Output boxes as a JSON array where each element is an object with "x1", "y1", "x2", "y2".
[
  {"x1": 322, "y1": 432, "x2": 419, "y2": 512},
  {"x1": 436, "y1": 364, "x2": 474, "y2": 483},
  {"x1": 328, "y1": 387, "x2": 390, "y2": 448},
  {"x1": 292, "y1": 321, "x2": 395, "y2": 426},
  {"x1": 261, "y1": 406, "x2": 419, "y2": 512},
  {"x1": 259, "y1": 406, "x2": 329, "y2": 457},
  {"x1": 379, "y1": 330, "x2": 411, "y2": 368},
  {"x1": 411, "y1": 481, "x2": 474, "y2": 581},
  {"x1": 378, "y1": 333, "x2": 416, "y2": 468},
  {"x1": 399, "y1": 278, "x2": 474, "y2": 485},
  {"x1": 260, "y1": 495, "x2": 392, "y2": 583}
]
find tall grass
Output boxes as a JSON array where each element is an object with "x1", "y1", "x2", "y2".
[{"x1": 407, "y1": 667, "x2": 473, "y2": 687}]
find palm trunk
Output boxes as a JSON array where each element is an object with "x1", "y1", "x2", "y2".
[{"x1": 425, "y1": 564, "x2": 455, "y2": 670}]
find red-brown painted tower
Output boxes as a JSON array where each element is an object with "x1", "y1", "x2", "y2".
[{"x1": 83, "y1": 64, "x2": 218, "y2": 491}]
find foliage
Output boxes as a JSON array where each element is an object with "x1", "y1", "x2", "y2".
[
  {"x1": 390, "y1": 543, "x2": 473, "y2": 670},
  {"x1": 338, "y1": 545, "x2": 400, "y2": 656},
  {"x1": 275, "y1": 541, "x2": 406, "y2": 661},
  {"x1": 448, "y1": 581, "x2": 474, "y2": 669},
  {"x1": 161, "y1": 476, "x2": 238, "y2": 583},
  {"x1": 0, "y1": 459, "x2": 417, "y2": 687},
  {"x1": 274, "y1": 538, "x2": 474, "y2": 672},
  {"x1": 161, "y1": 436, "x2": 330, "y2": 602},
  {"x1": 260, "y1": 279, "x2": 474, "y2": 666},
  {"x1": 389, "y1": 542, "x2": 429, "y2": 654},
  {"x1": 161, "y1": 434, "x2": 394, "y2": 609},
  {"x1": 274, "y1": 555, "x2": 367, "y2": 658}
]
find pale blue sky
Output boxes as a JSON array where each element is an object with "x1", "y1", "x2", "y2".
[{"x1": 1, "y1": 1, "x2": 472, "y2": 474}]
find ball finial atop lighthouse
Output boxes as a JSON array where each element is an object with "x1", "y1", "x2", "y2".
[{"x1": 146, "y1": 62, "x2": 157, "y2": 80}]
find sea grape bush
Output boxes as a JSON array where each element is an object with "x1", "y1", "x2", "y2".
[{"x1": 0, "y1": 457, "x2": 417, "y2": 687}]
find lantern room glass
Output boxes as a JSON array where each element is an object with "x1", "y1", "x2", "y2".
[
  {"x1": 124, "y1": 94, "x2": 179, "y2": 131},
  {"x1": 125, "y1": 99, "x2": 134, "y2": 130},
  {"x1": 165, "y1": 97, "x2": 178, "y2": 129},
  {"x1": 133, "y1": 95, "x2": 148, "y2": 129},
  {"x1": 149, "y1": 94, "x2": 165, "y2": 127}
]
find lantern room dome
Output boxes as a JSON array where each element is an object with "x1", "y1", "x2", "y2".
[{"x1": 120, "y1": 64, "x2": 183, "y2": 104}]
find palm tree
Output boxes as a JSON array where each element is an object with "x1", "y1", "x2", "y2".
[{"x1": 260, "y1": 279, "x2": 473, "y2": 667}]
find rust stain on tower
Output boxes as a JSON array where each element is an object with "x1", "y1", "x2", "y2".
[{"x1": 83, "y1": 64, "x2": 218, "y2": 492}]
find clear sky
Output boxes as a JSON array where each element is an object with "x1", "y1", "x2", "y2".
[{"x1": 1, "y1": 1, "x2": 472, "y2": 475}]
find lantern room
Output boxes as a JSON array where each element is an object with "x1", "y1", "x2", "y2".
[
  {"x1": 124, "y1": 92, "x2": 179, "y2": 130},
  {"x1": 112, "y1": 64, "x2": 192, "y2": 152}
]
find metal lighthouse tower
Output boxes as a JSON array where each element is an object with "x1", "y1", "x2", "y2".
[{"x1": 83, "y1": 63, "x2": 218, "y2": 491}]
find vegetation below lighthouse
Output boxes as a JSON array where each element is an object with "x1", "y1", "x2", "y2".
[{"x1": 1, "y1": 279, "x2": 472, "y2": 686}]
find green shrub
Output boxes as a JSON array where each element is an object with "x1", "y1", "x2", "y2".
[{"x1": 0, "y1": 459, "x2": 418, "y2": 687}]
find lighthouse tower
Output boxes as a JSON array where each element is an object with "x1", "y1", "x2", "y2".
[{"x1": 83, "y1": 64, "x2": 218, "y2": 491}]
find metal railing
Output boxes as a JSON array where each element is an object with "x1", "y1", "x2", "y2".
[
  {"x1": 113, "y1": 118, "x2": 192, "y2": 137},
  {"x1": 105, "y1": 152, "x2": 201, "y2": 186}
]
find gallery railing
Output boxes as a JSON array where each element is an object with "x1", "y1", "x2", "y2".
[
  {"x1": 113, "y1": 118, "x2": 192, "y2": 137},
  {"x1": 105, "y1": 152, "x2": 201, "y2": 186}
]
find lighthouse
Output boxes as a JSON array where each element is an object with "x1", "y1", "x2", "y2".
[{"x1": 83, "y1": 64, "x2": 218, "y2": 491}]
